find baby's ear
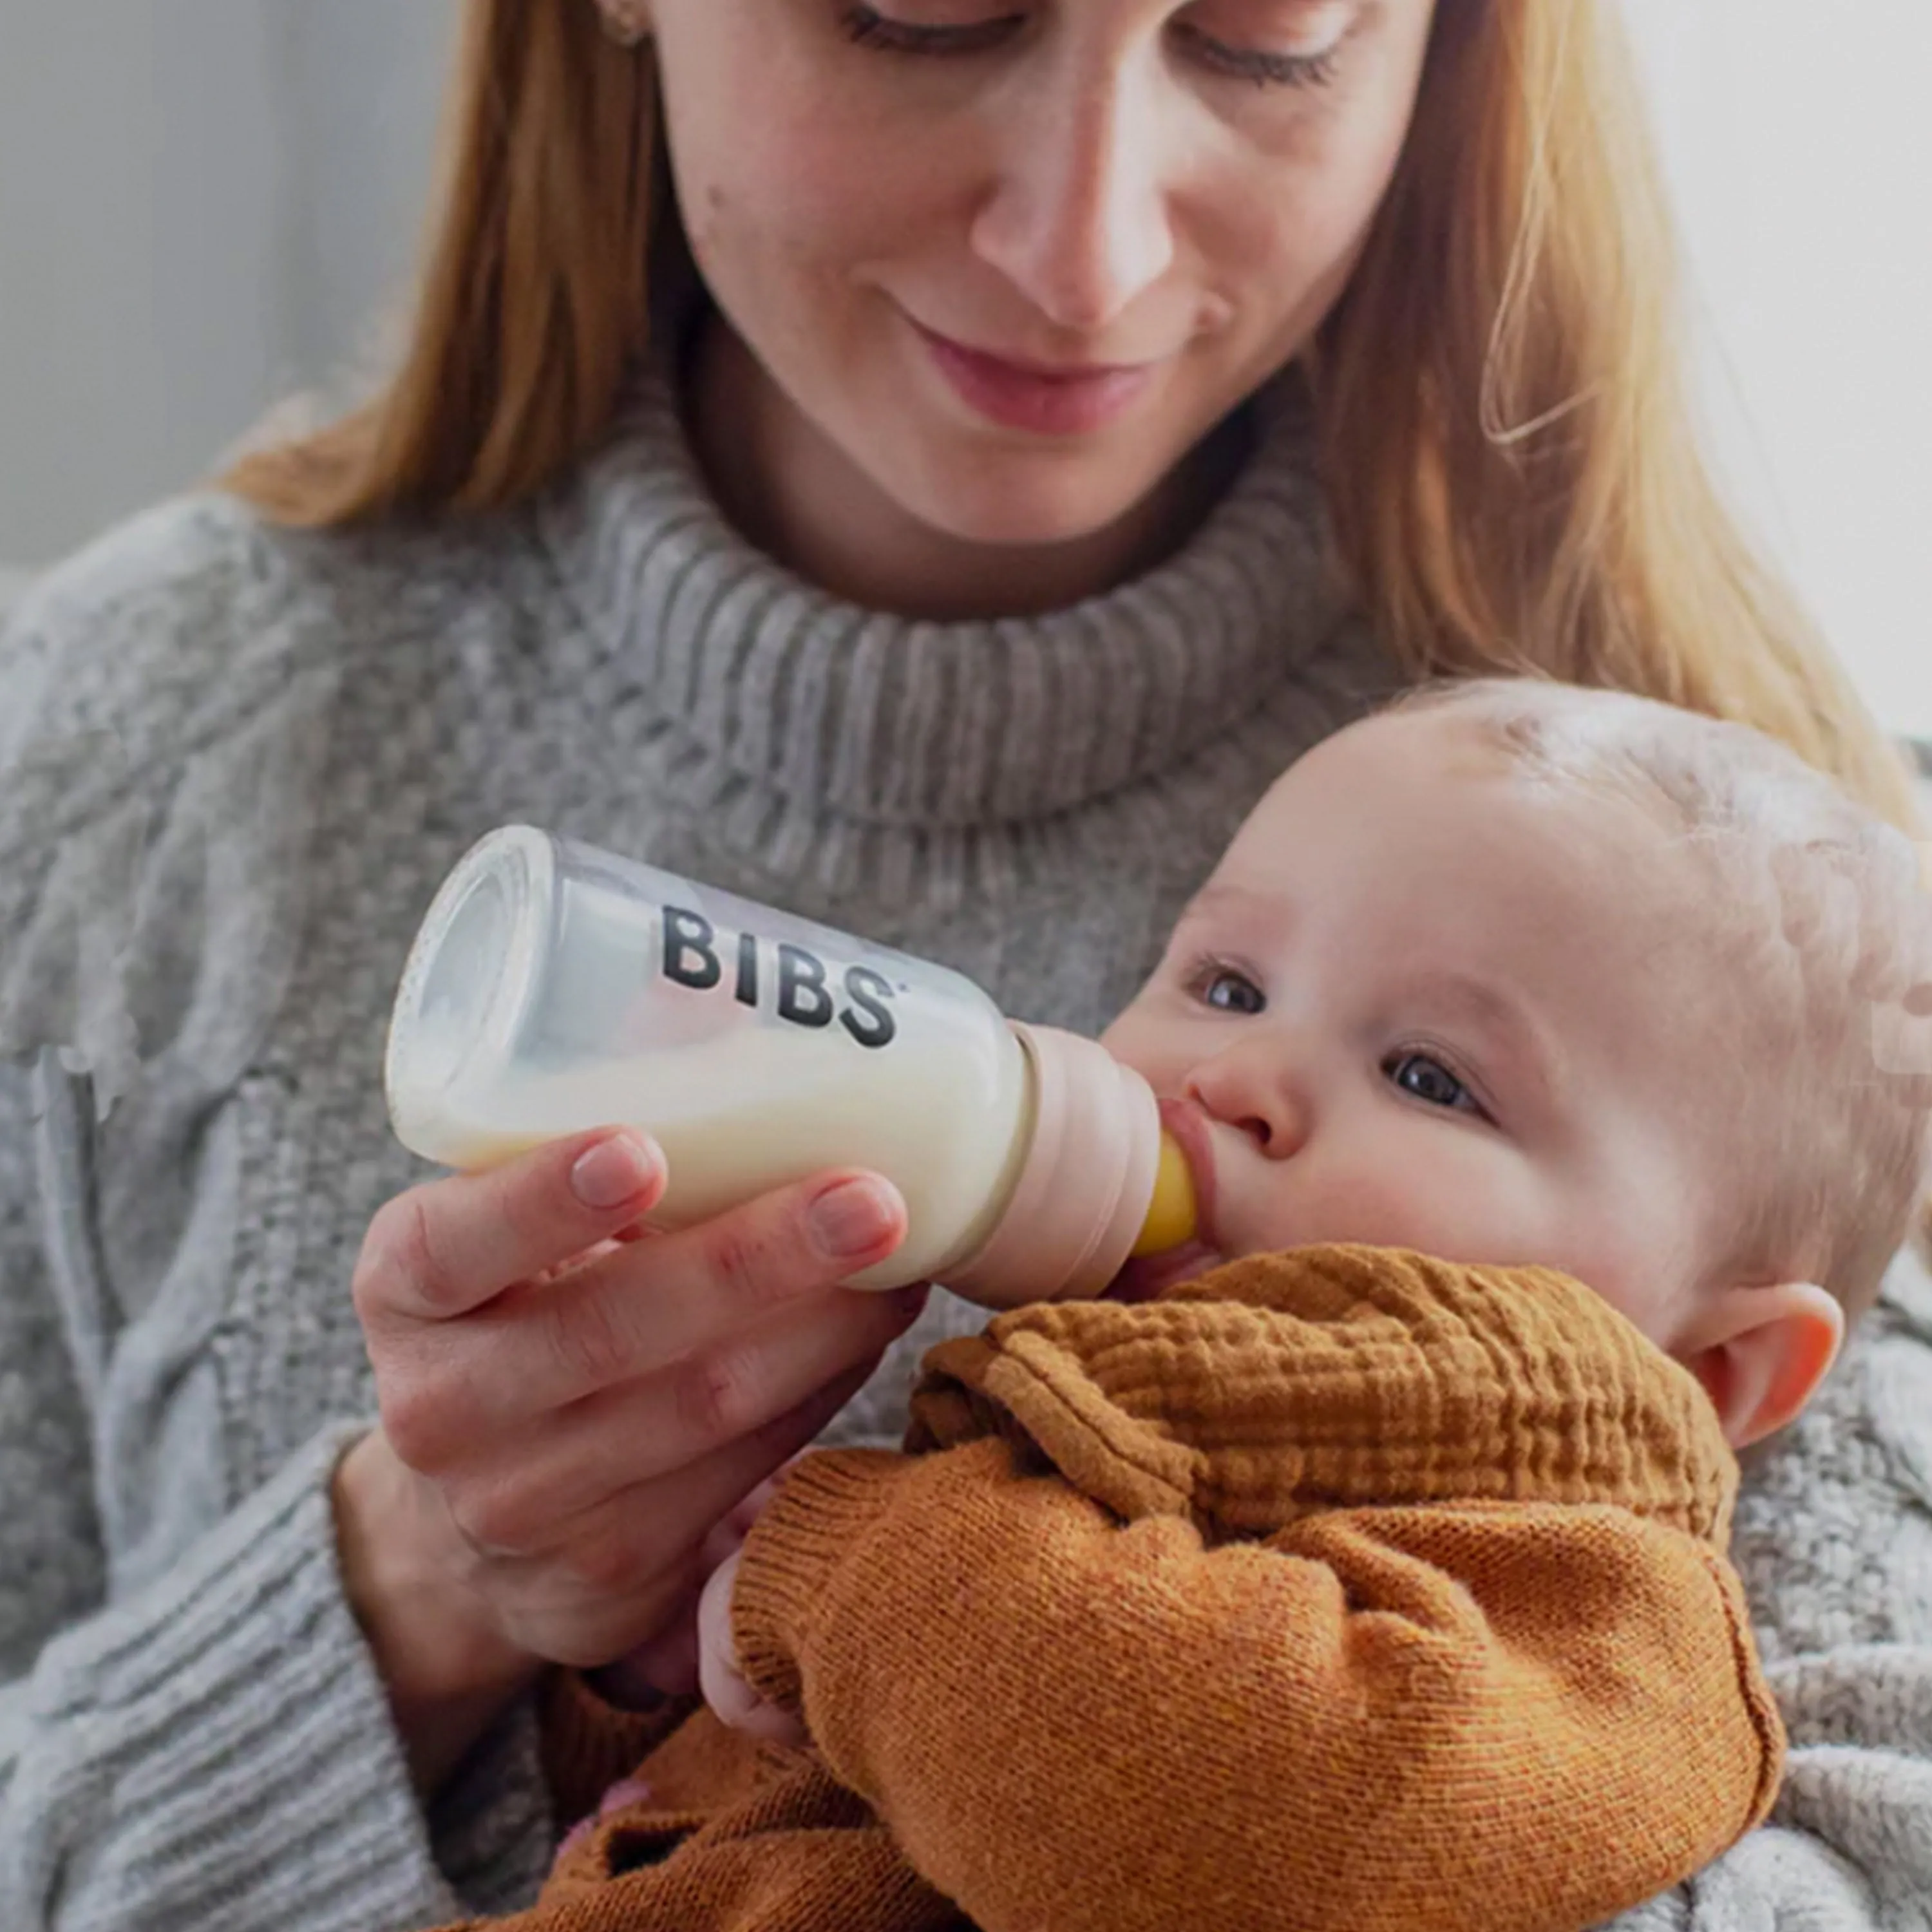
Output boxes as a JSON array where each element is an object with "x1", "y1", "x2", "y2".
[{"x1": 1672, "y1": 1282, "x2": 1844, "y2": 1450}]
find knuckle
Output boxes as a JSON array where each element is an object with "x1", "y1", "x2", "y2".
[
  {"x1": 350, "y1": 1200, "x2": 408, "y2": 1323},
  {"x1": 360, "y1": 1189, "x2": 457, "y2": 1316},
  {"x1": 542, "y1": 1281, "x2": 637, "y2": 1395},
  {"x1": 566, "y1": 1527, "x2": 648, "y2": 1600},
  {"x1": 703, "y1": 1217, "x2": 792, "y2": 1311},
  {"x1": 448, "y1": 1477, "x2": 536, "y2": 1558},
  {"x1": 675, "y1": 1343, "x2": 764, "y2": 1449},
  {"x1": 378, "y1": 1370, "x2": 457, "y2": 1473}
]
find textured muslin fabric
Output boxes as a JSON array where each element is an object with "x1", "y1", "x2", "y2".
[{"x1": 446, "y1": 1249, "x2": 1781, "y2": 1932}]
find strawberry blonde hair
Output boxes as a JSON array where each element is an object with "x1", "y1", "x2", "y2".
[{"x1": 222, "y1": 0, "x2": 1920, "y2": 834}]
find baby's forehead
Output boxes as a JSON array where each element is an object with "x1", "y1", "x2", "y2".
[
  {"x1": 1204, "y1": 734, "x2": 1746, "y2": 1043},
  {"x1": 1224, "y1": 718, "x2": 1700, "y2": 919}
]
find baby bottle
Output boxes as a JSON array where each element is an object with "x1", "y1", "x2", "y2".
[{"x1": 384, "y1": 827, "x2": 1196, "y2": 1306}]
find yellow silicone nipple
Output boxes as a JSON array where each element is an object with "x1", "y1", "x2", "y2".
[{"x1": 1131, "y1": 1132, "x2": 1198, "y2": 1258}]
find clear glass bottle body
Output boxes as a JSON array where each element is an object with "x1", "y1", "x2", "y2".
[{"x1": 385, "y1": 828, "x2": 1036, "y2": 1289}]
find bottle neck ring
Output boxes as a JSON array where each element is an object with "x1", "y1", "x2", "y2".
[{"x1": 941, "y1": 1023, "x2": 1162, "y2": 1308}]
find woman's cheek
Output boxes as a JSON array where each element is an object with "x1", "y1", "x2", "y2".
[{"x1": 712, "y1": 73, "x2": 954, "y2": 272}]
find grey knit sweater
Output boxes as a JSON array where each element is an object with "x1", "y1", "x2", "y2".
[{"x1": 0, "y1": 371, "x2": 1927, "y2": 1932}]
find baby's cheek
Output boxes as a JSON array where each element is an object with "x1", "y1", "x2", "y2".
[
  {"x1": 1249, "y1": 1164, "x2": 1432, "y2": 1255},
  {"x1": 1097, "y1": 1007, "x2": 1191, "y2": 1092},
  {"x1": 1259, "y1": 1145, "x2": 1539, "y2": 1266}
]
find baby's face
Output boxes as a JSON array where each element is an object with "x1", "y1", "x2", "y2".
[{"x1": 1102, "y1": 710, "x2": 1730, "y2": 1349}]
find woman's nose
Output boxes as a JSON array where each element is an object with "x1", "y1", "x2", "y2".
[
  {"x1": 969, "y1": 61, "x2": 1177, "y2": 336},
  {"x1": 1188, "y1": 1047, "x2": 1309, "y2": 1160}
]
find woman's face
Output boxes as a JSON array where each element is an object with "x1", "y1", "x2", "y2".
[{"x1": 641, "y1": 1, "x2": 1437, "y2": 590}]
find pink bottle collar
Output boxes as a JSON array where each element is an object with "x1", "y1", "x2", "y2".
[{"x1": 942, "y1": 1023, "x2": 1161, "y2": 1309}]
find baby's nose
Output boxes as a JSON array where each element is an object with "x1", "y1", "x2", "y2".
[{"x1": 1188, "y1": 1052, "x2": 1307, "y2": 1159}]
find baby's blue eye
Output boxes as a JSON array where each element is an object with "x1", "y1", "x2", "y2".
[
  {"x1": 1385, "y1": 1052, "x2": 1473, "y2": 1112},
  {"x1": 1198, "y1": 968, "x2": 1266, "y2": 1015}
]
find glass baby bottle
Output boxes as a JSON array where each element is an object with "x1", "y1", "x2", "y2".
[{"x1": 384, "y1": 827, "x2": 1196, "y2": 1306}]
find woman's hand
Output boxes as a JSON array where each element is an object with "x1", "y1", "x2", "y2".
[{"x1": 333, "y1": 1126, "x2": 921, "y2": 1792}]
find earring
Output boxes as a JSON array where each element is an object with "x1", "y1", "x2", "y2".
[{"x1": 598, "y1": 3, "x2": 650, "y2": 48}]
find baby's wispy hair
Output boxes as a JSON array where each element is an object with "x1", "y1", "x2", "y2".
[{"x1": 1387, "y1": 676, "x2": 1932, "y2": 1321}]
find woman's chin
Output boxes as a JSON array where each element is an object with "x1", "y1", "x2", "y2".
[
  {"x1": 901, "y1": 464, "x2": 1158, "y2": 554},
  {"x1": 887, "y1": 410, "x2": 1197, "y2": 542}
]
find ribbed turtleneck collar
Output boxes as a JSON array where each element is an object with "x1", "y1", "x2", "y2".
[{"x1": 538, "y1": 366, "x2": 1349, "y2": 829}]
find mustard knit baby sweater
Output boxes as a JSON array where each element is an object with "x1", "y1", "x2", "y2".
[{"x1": 456, "y1": 1245, "x2": 1783, "y2": 1932}]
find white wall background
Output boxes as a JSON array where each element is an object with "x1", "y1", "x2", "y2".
[
  {"x1": 0, "y1": 1, "x2": 455, "y2": 569},
  {"x1": 1, "y1": 3, "x2": 1927, "y2": 727},
  {"x1": 1625, "y1": 2, "x2": 1932, "y2": 734}
]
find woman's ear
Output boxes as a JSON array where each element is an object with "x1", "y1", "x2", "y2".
[{"x1": 1672, "y1": 1282, "x2": 1844, "y2": 1450}]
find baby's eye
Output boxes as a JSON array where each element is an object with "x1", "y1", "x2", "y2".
[
  {"x1": 1190, "y1": 963, "x2": 1267, "y2": 1015},
  {"x1": 1384, "y1": 1051, "x2": 1478, "y2": 1113}
]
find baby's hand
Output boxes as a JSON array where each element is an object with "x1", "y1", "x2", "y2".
[
  {"x1": 594, "y1": 1463, "x2": 800, "y2": 1703},
  {"x1": 698, "y1": 1548, "x2": 809, "y2": 1747},
  {"x1": 553, "y1": 1777, "x2": 654, "y2": 1871}
]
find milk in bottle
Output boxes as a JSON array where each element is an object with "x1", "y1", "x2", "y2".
[{"x1": 384, "y1": 828, "x2": 1194, "y2": 1303}]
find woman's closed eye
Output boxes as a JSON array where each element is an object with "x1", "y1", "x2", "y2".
[
  {"x1": 840, "y1": 5, "x2": 1021, "y2": 58},
  {"x1": 839, "y1": 5, "x2": 1354, "y2": 91},
  {"x1": 1172, "y1": 5, "x2": 1353, "y2": 90}
]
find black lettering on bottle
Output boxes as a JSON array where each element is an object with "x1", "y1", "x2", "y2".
[
  {"x1": 840, "y1": 967, "x2": 899, "y2": 1050},
  {"x1": 734, "y1": 930, "x2": 759, "y2": 1008},
  {"x1": 661, "y1": 907, "x2": 723, "y2": 991},
  {"x1": 776, "y1": 944, "x2": 835, "y2": 1028}
]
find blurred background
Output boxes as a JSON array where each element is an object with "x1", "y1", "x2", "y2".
[
  {"x1": 0, "y1": 2, "x2": 457, "y2": 587},
  {"x1": 1, "y1": 1, "x2": 1927, "y2": 730}
]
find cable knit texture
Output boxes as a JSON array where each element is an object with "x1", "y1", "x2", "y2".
[
  {"x1": 0, "y1": 355, "x2": 1927, "y2": 1931},
  {"x1": 0, "y1": 366, "x2": 1396, "y2": 1931},
  {"x1": 455, "y1": 1249, "x2": 1781, "y2": 1932}
]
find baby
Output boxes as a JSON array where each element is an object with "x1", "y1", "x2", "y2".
[{"x1": 440, "y1": 679, "x2": 1932, "y2": 1932}]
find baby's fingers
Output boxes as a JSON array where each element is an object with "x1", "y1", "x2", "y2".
[{"x1": 697, "y1": 1553, "x2": 808, "y2": 1748}]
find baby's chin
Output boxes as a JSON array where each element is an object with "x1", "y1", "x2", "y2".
[{"x1": 1102, "y1": 1239, "x2": 1228, "y2": 1304}]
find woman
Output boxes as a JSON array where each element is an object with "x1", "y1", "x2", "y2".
[{"x1": 1, "y1": 2, "x2": 1926, "y2": 1928}]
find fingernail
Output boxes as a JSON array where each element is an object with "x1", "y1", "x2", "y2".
[
  {"x1": 808, "y1": 1177, "x2": 899, "y2": 1261},
  {"x1": 571, "y1": 1133, "x2": 655, "y2": 1211}
]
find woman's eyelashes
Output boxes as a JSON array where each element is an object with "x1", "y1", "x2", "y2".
[
  {"x1": 838, "y1": 6, "x2": 1349, "y2": 90},
  {"x1": 1170, "y1": 21, "x2": 1341, "y2": 89},
  {"x1": 840, "y1": 5, "x2": 1019, "y2": 57}
]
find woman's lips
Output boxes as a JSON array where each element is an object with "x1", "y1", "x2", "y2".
[
  {"x1": 1104, "y1": 1097, "x2": 1224, "y2": 1303},
  {"x1": 913, "y1": 321, "x2": 1157, "y2": 436}
]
